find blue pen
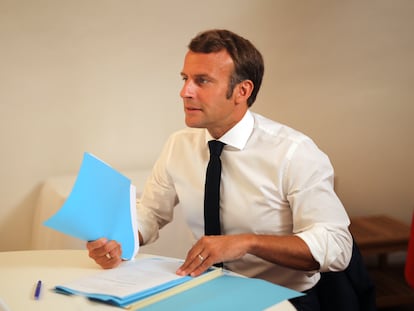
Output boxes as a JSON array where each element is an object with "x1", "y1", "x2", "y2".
[{"x1": 34, "y1": 280, "x2": 42, "y2": 300}]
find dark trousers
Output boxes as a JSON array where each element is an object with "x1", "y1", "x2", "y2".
[
  {"x1": 289, "y1": 286, "x2": 320, "y2": 311},
  {"x1": 289, "y1": 240, "x2": 377, "y2": 311},
  {"x1": 289, "y1": 271, "x2": 375, "y2": 311}
]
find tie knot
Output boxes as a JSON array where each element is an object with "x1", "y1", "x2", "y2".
[{"x1": 208, "y1": 140, "x2": 225, "y2": 157}]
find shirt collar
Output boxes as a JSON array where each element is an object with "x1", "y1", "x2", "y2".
[{"x1": 204, "y1": 110, "x2": 254, "y2": 150}]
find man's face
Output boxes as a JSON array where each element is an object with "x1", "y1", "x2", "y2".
[{"x1": 180, "y1": 50, "x2": 240, "y2": 138}]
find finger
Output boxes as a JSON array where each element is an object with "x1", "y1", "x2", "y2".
[
  {"x1": 88, "y1": 239, "x2": 122, "y2": 269},
  {"x1": 91, "y1": 240, "x2": 119, "y2": 257},
  {"x1": 176, "y1": 247, "x2": 201, "y2": 275},
  {"x1": 86, "y1": 238, "x2": 108, "y2": 251},
  {"x1": 177, "y1": 248, "x2": 210, "y2": 276},
  {"x1": 95, "y1": 253, "x2": 123, "y2": 269},
  {"x1": 188, "y1": 253, "x2": 213, "y2": 277},
  {"x1": 106, "y1": 241, "x2": 123, "y2": 259}
]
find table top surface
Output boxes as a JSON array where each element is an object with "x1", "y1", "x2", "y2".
[
  {"x1": 0, "y1": 249, "x2": 295, "y2": 311},
  {"x1": 0, "y1": 250, "x2": 121, "y2": 311}
]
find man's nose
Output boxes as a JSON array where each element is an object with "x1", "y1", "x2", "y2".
[{"x1": 180, "y1": 80, "x2": 194, "y2": 98}]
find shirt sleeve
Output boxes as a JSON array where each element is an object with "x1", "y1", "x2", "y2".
[
  {"x1": 136, "y1": 135, "x2": 179, "y2": 245},
  {"x1": 284, "y1": 137, "x2": 353, "y2": 272}
]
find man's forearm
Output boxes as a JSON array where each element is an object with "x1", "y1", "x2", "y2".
[{"x1": 247, "y1": 234, "x2": 320, "y2": 271}]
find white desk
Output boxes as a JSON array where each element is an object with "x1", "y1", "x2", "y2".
[{"x1": 0, "y1": 250, "x2": 296, "y2": 311}]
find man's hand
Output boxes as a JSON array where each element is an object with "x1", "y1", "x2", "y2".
[
  {"x1": 176, "y1": 234, "x2": 252, "y2": 277},
  {"x1": 86, "y1": 238, "x2": 123, "y2": 269},
  {"x1": 175, "y1": 233, "x2": 320, "y2": 277}
]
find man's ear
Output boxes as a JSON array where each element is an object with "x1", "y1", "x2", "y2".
[{"x1": 235, "y1": 80, "x2": 254, "y2": 104}]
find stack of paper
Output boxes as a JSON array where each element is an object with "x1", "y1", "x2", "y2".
[{"x1": 54, "y1": 257, "x2": 303, "y2": 310}]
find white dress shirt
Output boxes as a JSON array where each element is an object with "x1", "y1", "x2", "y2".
[{"x1": 137, "y1": 110, "x2": 352, "y2": 292}]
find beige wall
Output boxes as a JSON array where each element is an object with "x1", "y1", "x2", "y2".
[{"x1": 1, "y1": 0, "x2": 413, "y2": 251}]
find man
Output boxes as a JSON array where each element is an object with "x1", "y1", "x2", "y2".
[{"x1": 87, "y1": 29, "x2": 352, "y2": 310}]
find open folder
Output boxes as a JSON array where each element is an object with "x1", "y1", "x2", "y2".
[
  {"x1": 43, "y1": 152, "x2": 139, "y2": 260},
  {"x1": 54, "y1": 257, "x2": 303, "y2": 310}
]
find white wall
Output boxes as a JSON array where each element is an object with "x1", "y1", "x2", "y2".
[{"x1": 1, "y1": 0, "x2": 413, "y2": 251}]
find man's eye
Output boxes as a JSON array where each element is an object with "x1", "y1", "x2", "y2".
[{"x1": 196, "y1": 77, "x2": 209, "y2": 85}]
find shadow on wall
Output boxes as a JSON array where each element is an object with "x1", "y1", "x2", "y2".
[{"x1": 0, "y1": 183, "x2": 42, "y2": 251}]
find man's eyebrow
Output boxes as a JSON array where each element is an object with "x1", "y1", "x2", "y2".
[
  {"x1": 185, "y1": 73, "x2": 216, "y2": 81},
  {"x1": 180, "y1": 71, "x2": 213, "y2": 78}
]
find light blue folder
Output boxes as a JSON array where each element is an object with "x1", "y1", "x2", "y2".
[
  {"x1": 139, "y1": 274, "x2": 303, "y2": 311},
  {"x1": 43, "y1": 152, "x2": 139, "y2": 259}
]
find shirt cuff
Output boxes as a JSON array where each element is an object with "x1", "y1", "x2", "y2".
[
  {"x1": 296, "y1": 225, "x2": 352, "y2": 272},
  {"x1": 136, "y1": 202, "x2": 159, "y2": 245}
]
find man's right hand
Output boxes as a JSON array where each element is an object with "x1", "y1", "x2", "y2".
[{"x1": 86, "y1": 238, "x2": 123, "y2": 269}]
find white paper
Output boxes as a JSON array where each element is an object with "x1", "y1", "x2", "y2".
[{"x1": 57, "y1": 257, "x2": 187, "y2": 298}]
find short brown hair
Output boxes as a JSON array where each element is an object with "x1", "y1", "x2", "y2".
[{"x1": 188, "y1": 29, "x2": 264, "y2": 107}]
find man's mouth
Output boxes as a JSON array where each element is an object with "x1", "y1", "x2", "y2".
[{"x1": 185, "y1": 106, "x2": 202, "y2": 112}]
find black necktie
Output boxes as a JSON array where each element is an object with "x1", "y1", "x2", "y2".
[{"x1": 204, "y1": 140, "x2": 225, "y2": 236}]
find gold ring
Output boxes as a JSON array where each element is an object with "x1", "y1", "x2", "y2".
[{"x1": 198, "y1": 254, "x2": 204, "y2": 261}]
